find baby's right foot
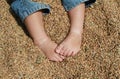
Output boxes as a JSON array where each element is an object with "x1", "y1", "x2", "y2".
[{"x1": 34, "y1": 38, "x2": 65, "y2": 62}]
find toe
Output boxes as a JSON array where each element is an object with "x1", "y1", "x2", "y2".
[
  {"x1": 71, "y1": 51, "x2": 75, "y2": 56},
  {"x1": 71, "y1": 48, "x2": 80, "y2": 56},
  {"x1": 64, "y1": 49, "x2": 69, "y2": 57},
  {"x1": 48, "y1": 54, "x2": 63, "y2": 62},
  {"x1": 55, "y1": 54, "x2": 63, "y2": 62},
  {"x1": 60, "y1": 55, "x2": 65, "y2": 59},
  {"x1": 60, "y1": 47, "x2": 67, "y2": 56},
  {"x1": 49, "y1": 57, "x2": 58, "y2": 62},
  {"x1": 71, "y1": 50, "x2": 78, "y2": 56},
  {"x1": 66, "y1": 49, "x2": 72, "y2": 57},
  {"x1": 55, "y1": 44, "x2": 64, "y2": 54}
]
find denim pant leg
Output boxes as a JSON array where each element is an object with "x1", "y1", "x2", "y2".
[
  {"x1": 11, "y1": 0, "x2": 50, "y2": 22},
  {"x1": 62, "y1": 0, "x2": 96, "y2": 11}
]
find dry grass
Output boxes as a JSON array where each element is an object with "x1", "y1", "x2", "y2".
[{"x1": 0, "y1": 0, "x2": 120, "y2": 79}]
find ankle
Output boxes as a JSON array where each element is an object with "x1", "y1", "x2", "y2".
[
  {"x1": 33, "y1": 38, "x2": 49, "y2": 46},
  {"x1": 70, "y1": 29, "x2": 83, "y2": 36}
]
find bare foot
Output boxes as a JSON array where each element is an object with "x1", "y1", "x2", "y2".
[
  {"x1": 24, "y1": 11, "x2": 65, "y2": 62},
  {"x1": 34, "y1": 37, "x2": 65, "y2": 62},
  {"x1": 55, "y1": 3, "x2": 85, "y2": 57},
  {"x1": 55, "y1": 31, "x2": 82, "y2": 57}
]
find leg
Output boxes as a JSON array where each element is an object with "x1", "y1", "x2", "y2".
[
  {"x1": 24, "y1": 11, "x2": 65, "y2": 61},
  {"x1": 56, "y1": 3, "x2": 85, "y2": 56}
]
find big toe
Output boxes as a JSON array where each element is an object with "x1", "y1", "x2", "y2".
[{"x1": 55, "y1": 44, "x2": 64, "y2": 54}]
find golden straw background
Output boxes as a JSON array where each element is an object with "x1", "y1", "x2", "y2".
[{"x1": 0, "y1": 0, "x2": 120, "y2": 79}]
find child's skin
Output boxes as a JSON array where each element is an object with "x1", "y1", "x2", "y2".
[
  {"x1": 56, "y1": 3, "x2": 85, "y2": 57},
  {"x1": 24, "y1": 3, "x2": 85, "y2": 62},
  {"x1": 24, "y1": 12, "x2": 65, "y2": 62}
]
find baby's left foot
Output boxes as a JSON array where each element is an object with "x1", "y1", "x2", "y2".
[{"x1": 55, "y1": 31, "x2": 82, "y2": 57}]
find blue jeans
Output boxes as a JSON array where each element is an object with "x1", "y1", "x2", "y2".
[{"x1": 11, "y1": 0, "x2": 96, "y2": 22}]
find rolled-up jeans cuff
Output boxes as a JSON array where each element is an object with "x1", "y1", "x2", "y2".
[
  {"x1": 62, "y1": 0, "x2": 96, "y2": 11},
  {"x1": 11, "y1": 0, "x2": 50, "y2": 22}
]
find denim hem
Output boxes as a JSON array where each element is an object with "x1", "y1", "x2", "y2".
[
  {"x1": 21, "y1": 4, "x2": 50, "y2": 22},
  {"x1": 63, "y1": 0, "x2": 96, "y2": 11},
  {"x1": 65, "y1": 0, "x2": 88, "y2": 11},
  {"x1": 11, "y1": 0, "x2": 50, "y2": 22}
]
